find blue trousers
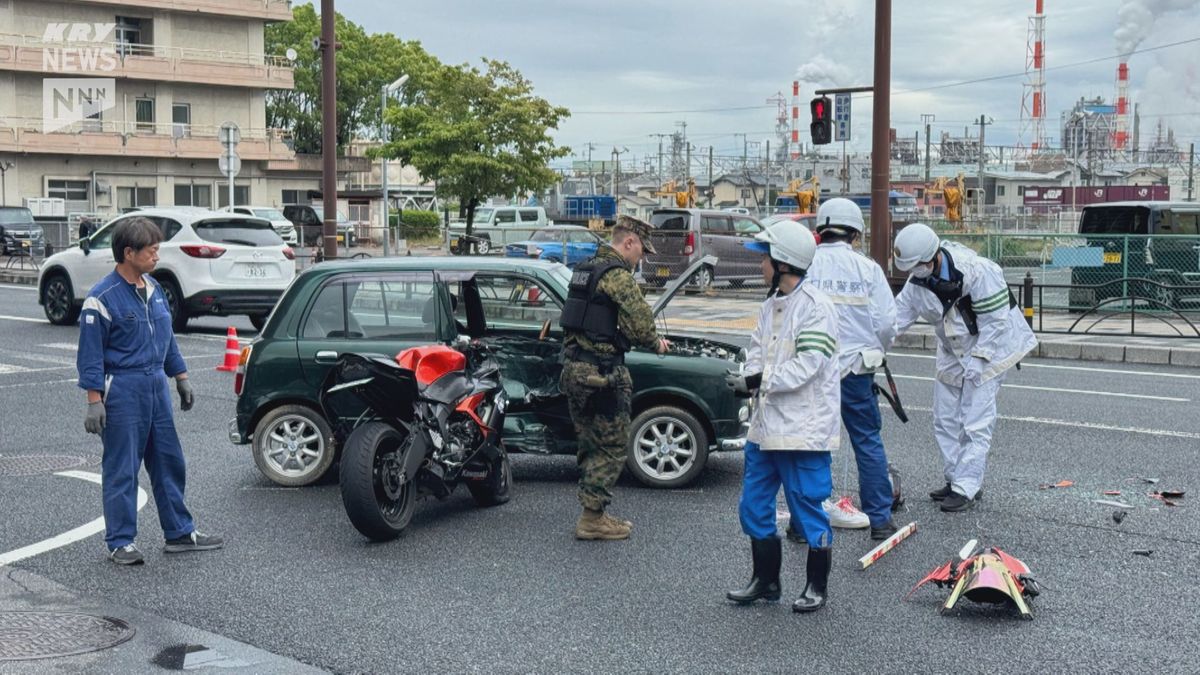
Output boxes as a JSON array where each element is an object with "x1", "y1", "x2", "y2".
[
  {"x1": 841, "y1": 373, "x2": 894, "y2": 528},
  {"x1": 101, "y1": 370, "x2": 194, "y2": 549},
  {"x1": 739, "y1": 442, "x2": 833, "y2": 547}
]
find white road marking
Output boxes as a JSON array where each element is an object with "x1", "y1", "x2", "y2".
[
  {"x1": 889, "y1": 373, "x2": 1189, "y2": 402},
  {"x1": 42, "y1": 342, "x2": 78, "y2": 351},
  {"x1": 904, "y1": 405, "x2": 1200, "y2": 440},
  {"x1": 889, "y1": 351, "x2": 1200, "y2": 380},
  {"x1": 0, "y1": 364, "x2": 30, "y2": 374},
  {"x1": 0, "y1": 470, "x2": 148, "y2": 566},
  {"x1": 0, "y1": 377, "x2": 78, "y2": 389},
  {"x1": 0, "y1": 284, "x2": 37, "y2": 292},
  {"x1": 0, "y1": 314, "x2": 45, "y2": 324}
]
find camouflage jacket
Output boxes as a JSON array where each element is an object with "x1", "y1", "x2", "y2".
[{"x1": 564, "y1": 245, "x2": 659, "y2": 357}]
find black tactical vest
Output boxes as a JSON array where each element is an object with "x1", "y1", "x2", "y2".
[
  {"x1": 559, "y1": 258, "x2": 629, "y2": 352},
  {"x1": 909, "y1": 248, "x2": 1015, "y2": 336}
]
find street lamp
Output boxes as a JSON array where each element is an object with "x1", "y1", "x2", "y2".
[
  {"x1": 0, "y1": 160, "x2": 13, "y2": 205},
  {"x1": 380, "y1": 73, "x2": 409, "y2": 257}
]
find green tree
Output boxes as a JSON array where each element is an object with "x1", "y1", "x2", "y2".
[
  {"x1": 382, "y1": 58, "x2": 570, "y2": 235},
  {"x1": 265, "y1": 3, "x2": 439, "y2": 154}
]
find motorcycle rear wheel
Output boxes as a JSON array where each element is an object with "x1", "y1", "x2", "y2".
[{"x1": 340, "y1": 422, "x2": 416, "y2": 541}]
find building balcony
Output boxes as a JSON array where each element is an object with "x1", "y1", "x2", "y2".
[
  {"x1": 265, "y1": 154, "x2": 372, "y2": 174},
  {"x1": 72, "y1": 0, "x2": 293, "y2": 22},
  {"x1": 0, "y1": 117, "x2": 296, "y2": 162},
  {"x1": 0, "y1": 33, "x2": 293, "y2": 90}
]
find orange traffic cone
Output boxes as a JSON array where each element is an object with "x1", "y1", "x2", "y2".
[{"x1": 217, "y1": 327, "x2": 240, "y2": 372}]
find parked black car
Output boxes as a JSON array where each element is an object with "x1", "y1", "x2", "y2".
[
  {"x1": 0, "y1": 206, "x2": 46, "y2": 256},
  {"x1": 282, "y1": 204, "x2": 358, "y2": 248}
]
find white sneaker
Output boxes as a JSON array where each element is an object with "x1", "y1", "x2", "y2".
[{"x1": 824, "y1": 496, "x2": 870, "y2": 529}]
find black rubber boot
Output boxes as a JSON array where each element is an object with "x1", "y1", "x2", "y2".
[
  {"x1": 792, "y1": 547, "x2": 831, "y2": 613},
  {"x1": 726, "y1": 537, "x2": 782, "y2": 604}
]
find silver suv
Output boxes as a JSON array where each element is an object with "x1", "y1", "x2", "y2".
[{"x1": 644, "y1": 208, "x2": 765, "y2": 289}]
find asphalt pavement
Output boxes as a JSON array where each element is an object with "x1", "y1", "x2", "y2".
[{"x1": 1, "y1": 283, "x2": 1198, "y2": 673}]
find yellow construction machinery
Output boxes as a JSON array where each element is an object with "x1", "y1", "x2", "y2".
[
  {"x1": 655, "y1": 178, "x2": 698, "y2": 208},
  {"x1": 779, "y1": 176, "x2": 821, "y2": 213},
  {"x1": 928, "y1": 174, "x2": 965, "y2": 226}
]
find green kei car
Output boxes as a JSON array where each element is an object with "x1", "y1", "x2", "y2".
[{"x1": 230, "y1": 255, "x2": 749, "y2": 488}]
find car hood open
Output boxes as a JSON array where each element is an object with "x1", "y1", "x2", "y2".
[{"x1": 651, "y1": 254, "x2": 717, "y2": 318}]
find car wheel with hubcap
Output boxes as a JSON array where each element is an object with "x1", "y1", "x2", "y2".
[
  {"x1": 252, "y1": 405, "x2": 336, "y2": 487},
  {"x1": 156, "y1": 277, "x2": 189, "y2": 333},
  {"x1": 476, "y1": 237, "x2": 492, "y2": 255},
  {"x1": 42, "y1": 273, "x2": 80, "y2": 325},
  {"x1": 626, "y1": 406, "x2": 709, "y2": 488},
  {"x1": 690, "y1": 266, "x2": 714, "y2": 292}
]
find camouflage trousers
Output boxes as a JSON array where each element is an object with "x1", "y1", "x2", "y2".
[{"x1": 560, "y1": 359, "x2": 632, "y2": 511}]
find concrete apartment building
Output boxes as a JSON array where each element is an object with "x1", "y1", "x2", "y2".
[{"x1": 0, "y1": 0, "x2": 336, "y2": 217}]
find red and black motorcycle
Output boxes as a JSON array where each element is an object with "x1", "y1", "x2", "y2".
[{"x1": 321, "y1": 340, "x2": 511, "y2": 541}]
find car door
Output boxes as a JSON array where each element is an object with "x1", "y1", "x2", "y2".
[
  {"x1": 1151, "y1": 208, "x2": 1200, "y2": 282},
  {"x1": 731, "y1": 217, "x2": 763, "y2": 278},
  {"x1": 457, "y1": 272, "x2": 573, "y2": 451},
  {"x1": 74, "y1": 218, "x2": 124, "y2": 298},
  {"x1": 296, "y1": 271, "x2": 451, "y2": 399},
  {"x1": 494, "y1": 208, "x2": 518, "y2": 245},
  {"x1": 565, "y1": 231, "x2": 594, "y2": 266},
  {"x1": 700, "y1": 215, "x2": 735, "y2": 280}
]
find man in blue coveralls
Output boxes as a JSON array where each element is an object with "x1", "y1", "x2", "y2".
[{"x1": 77, "y1": 217, "x2": 223, "y2": 565}]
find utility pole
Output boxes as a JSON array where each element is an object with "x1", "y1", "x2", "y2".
[
  {"x1": 765, "y1": 140, "x2": 771, "y2": 215},
  {"x1": 685, "y1": 143, "x2": 692, "y2": 183},
  {"x1": 650, "y1": 133, "x2": 669, "y2": 186},
  {"x1": 586, "y1": 142, "x2": 596, "y2": 195},
  {"x1": 869, "y1": 0, "x2": 893, "y2": 274},
  {"x1": 610, "y1": 146, "x2": 628, "y2": 196},
  {"x1": 708, "y1": 146, "x2": 714, "y2": 207},
  {"x1": 921, "y1": 114, "x2": 935, "y2": 187},
  {"x1": 319, "y1": 0, "x2": 338, "y2": 259},
  {"x1": 1188, "y1": 142, "x2": 1196, "y2": 202},
  {"x1": 975, "y1": 114, "x2": 991, "y2": 229}
]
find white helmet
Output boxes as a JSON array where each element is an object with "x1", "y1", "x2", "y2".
[
  {"x1": 892, "y1": 223, "x2": 940, "y2": 272},
  {"x1": 745, "y1": 220, "x2": 817, "y2": 271},
  {"x1": 815, "y1": 197, "x2": 865, "y2": 234}
]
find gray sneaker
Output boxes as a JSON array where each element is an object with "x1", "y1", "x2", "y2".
[
  {"x1": 163, "y1": 531, "x2": 224, "y2": 554},
  {"x1": 109, "y1": 544, "x2": 145, "y2": 565}
]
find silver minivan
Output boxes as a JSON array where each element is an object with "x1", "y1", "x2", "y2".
[{"x1": 644, "y1": 208, "x2": 765, "y2": 289}]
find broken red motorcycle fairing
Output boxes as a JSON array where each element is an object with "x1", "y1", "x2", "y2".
[{"x1": 908, "y1": 543, "x2": 1041, "y2": 619}]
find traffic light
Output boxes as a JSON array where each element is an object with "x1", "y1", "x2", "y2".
[{"x1": 810, "y1": 96, "x2": 833, "y2": 145}]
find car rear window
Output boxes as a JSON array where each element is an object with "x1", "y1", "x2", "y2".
[
  {"x1": 192, "y1": 218, "x2": 284, "y2": 246},
  {"x1": 1079, "y1": 207, "x2": 1148, "y2": 235},
  {"x1": 651, "y1": 212, "x2": 690, "y2": 230}
]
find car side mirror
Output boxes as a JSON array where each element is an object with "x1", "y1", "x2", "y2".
[{"x1": 80, "y1": 237, "x2": 91, "y2": 254}]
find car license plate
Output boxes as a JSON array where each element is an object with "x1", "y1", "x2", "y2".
[
  {"x1": 1103, "y1": 252, "x2": 1122, "y2": 264},
  {"x1": 245, "y1": 264, "x2": 267, "y2": 278},
  {"x1": 657, "y1": 267, "x2": 670, "y2": 277}
]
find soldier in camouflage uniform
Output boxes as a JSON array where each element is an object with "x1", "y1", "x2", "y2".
[{"x1": 559, "y1": 216, "x2": 669, "y2": 540}]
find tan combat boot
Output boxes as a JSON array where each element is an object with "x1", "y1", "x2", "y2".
[
  {"x1": 575, "y1": 508, "x2": 631, "y2": 540},
  {"x1": 602, "y1": 512, "x2": 633, "y2": 530}
]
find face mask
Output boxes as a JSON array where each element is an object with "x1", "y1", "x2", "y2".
[{"x1": 910, "y1": 262, "x2": 934, "y2": 279}]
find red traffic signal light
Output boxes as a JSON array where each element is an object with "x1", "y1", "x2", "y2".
[{"x1": 810, "y1": 96, "x2": 833, "y2": 145}]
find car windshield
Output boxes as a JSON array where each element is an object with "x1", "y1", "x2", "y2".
[
  {"x1": 193, "y1": 219, "x2": 285, "y2": 246},
  {"x1": 650, "y1": 212, "x2": 690, "y2": 230},
  {"x1": 253, "y1": 208, "x2": 287, "y2": 221},
  {"x1": 472, "y1": 208, "x2": 493, "y2": 223},
  {"x1": 0, "y1": 208, "x2": 34, "y2": 226}
]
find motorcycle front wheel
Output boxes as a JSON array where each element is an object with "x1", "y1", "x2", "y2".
[{"x1": 340, "y1": 422, "x2": 417, "y2": 541}]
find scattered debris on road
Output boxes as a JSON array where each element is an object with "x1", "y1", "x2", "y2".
[
  {"x1": 908, "y1": 540, "x2": 1039, "y2": 620},
  {"x1": 1038, "y1": 480, "x2": 1074, "y2": 489},
  {"x1": 1132, "y1": 549, "x2": 1154, "y2": 557},
  {"x1": 859, "y1": 521, "x2": 917, "y2": 569},
  {"x1": 1095, "y1": 499, "x2": 1134, "y2": 509}
]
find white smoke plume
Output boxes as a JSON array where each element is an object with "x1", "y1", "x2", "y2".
[
  {"x1": 795, "y1": 56, "x2": 854, "y2": 88},
  {"x1": 1114, "y1": 0, "x2": 1200, "y2": 55}
]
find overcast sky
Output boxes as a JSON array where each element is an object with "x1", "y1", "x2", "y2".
[{"x1": 333, "y1": 0, "x2": 1199, "y2": 167}]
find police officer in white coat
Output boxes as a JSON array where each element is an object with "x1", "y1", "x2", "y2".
[
  {"x1": 804, "y1": 198, "x2": 900, "y2": 539},
  {"x1": 892, "y1": 224, "x2": 1037, "y2": 512},
  {"x1": 725, "y1": 220, "x2": 842, "y2": 613}
]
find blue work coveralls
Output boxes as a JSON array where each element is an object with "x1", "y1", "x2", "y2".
[{"x1": 77, "y1": 270, "x2": 194, "y2": 550}]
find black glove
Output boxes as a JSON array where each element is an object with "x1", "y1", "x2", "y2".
[
  {"x1": 85, "y1": 401, "x2": 106, "y2": 434},
  {"x1": 176, "y1": 378, "x2": 194, "y2": 411},
  {"x1": 725, "y1": 370, "x2": 763, "y2": 398}
]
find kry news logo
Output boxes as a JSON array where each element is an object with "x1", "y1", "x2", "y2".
[{"x1": 41, "y1": 23, "x2": 120, "y2": 134}]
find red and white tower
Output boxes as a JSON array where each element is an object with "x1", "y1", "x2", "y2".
[
  {"x1": 1114, "y1": 61, "x2": 1130, "y2": 151},
  {"x1": 790, "y1": 80, "x2": 801, "y2": 159},
  {"x1": 1019, "y1": 0, "x2": 1047, "y2": 152}
]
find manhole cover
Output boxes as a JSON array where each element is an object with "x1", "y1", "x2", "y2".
[
  {"x1": 0, "y1": 455, "x2": 89, "y2": 477},
  {"x1": 0, "y1": 611, "x2": 135, "y2": 661}
]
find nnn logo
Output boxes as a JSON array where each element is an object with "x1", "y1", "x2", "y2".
[
  {"x1": 41, "y1": 23, "x2": 119, "y2": 73},
  {"x1": 43, "y1": 78, "x2": 116, "y2": 133}
]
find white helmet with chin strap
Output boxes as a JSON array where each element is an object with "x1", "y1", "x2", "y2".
[
  {"x1": 815, "y1": 197, "x2": 865, "y2": 235},
  {"x1": 745, "y1": 220, "x2": 817, "y2": 272},
  {"x1": 892, "y1": 222, "x2": 941, "y2": 272}
]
